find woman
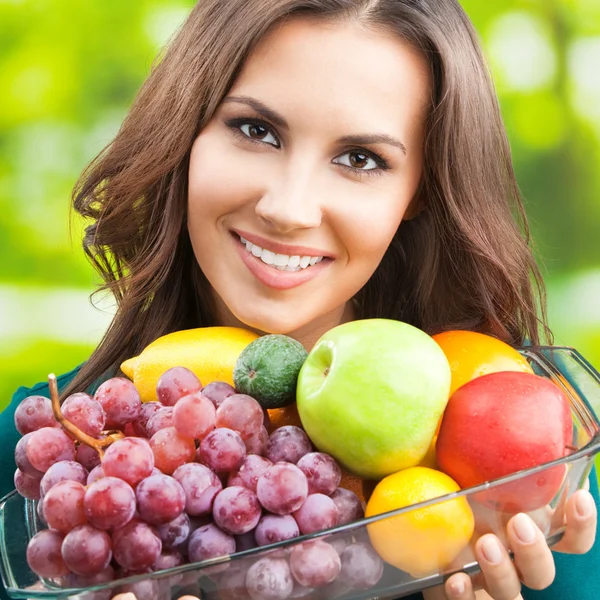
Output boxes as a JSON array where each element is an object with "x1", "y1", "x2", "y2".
[{"x1": 1, "y1": 1, "x2": 597, "y2": 599}]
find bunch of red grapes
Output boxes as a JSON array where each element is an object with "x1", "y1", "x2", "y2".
[{"x1": 13, "y1": 367, "x2": 384, "y2": 600}]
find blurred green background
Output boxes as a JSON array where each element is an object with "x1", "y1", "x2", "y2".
[{"x1": 0, "y1": 0, "x2": 599, "y2": 415}]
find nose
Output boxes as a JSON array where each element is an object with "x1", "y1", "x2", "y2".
[{"x1": 254, "y1": 165, "x2": 323, "y2": 234}]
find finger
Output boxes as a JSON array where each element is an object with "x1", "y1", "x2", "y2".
[
  {"x1": 111, "y1": 594, "x2": 136, "y2": 600},
  {"x1": 444, "y1": 571, "x2": 476, "y2": 599},
  {"x1": 507, "y1": 513, "x2": 555, "y2": 590},
  {"x1": 475, "y1": 534, "x2": 521, "y2": 600},
  {"x1": 178, "y1": 596, "x2": 201, "y2": 600},
  {"x1": 552, "y1": 489, "x2": 597, "y2": 554}
]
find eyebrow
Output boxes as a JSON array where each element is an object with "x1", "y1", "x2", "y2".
[{"x1": 222, "y1": 95, "x2": 408, "y2": 155}]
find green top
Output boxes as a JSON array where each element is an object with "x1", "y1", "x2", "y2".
[{"x1": 0, "y1": 366, "x2": 599, "y2": 600}]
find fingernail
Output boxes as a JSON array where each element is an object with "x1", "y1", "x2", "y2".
[
  {"x1": 449, "y1": 580, "x2": 466, "y2": 596},
  {"x1": 481, "y1": 536, "x2": 503, "y2": 565},
  {"x1": 513, "y1": 513, "x2": 536, "y2": 544},
  {"x1": 576, "y1": 492, "x2": 596, "y2": 518}
]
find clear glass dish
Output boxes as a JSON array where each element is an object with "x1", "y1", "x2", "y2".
[{"x1": 2, "y1": 346, "x2": 600, "y2": 600}]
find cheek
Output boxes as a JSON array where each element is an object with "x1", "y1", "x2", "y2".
[
  {"x1": 187, "y1": 132, "x2": 262, "y2": 214},
  {"x1": 333, "y1": 194, "x2": 409, "y2": 263}
]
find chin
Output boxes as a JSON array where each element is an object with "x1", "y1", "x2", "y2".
[{"x1": 230, "y1": 304, "x2": 313, "y2": 336}]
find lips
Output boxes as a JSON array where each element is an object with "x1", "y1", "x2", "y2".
[{"x1": 231, "y1": 231, "x2": 332, "y2": 291}]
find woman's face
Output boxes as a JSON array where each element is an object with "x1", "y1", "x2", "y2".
[{"x1": 188, "y1": 18, "x2": 431, "y2": 346}]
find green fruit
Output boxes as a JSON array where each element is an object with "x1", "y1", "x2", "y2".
[
  {"x1": 296, "y1": 319, "x2": 451, "y2": 479},
  {"x1": 233, "y1": 334, "x2": 308, "y2": 409}
]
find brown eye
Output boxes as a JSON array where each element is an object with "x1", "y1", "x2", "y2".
[
  {"x1": 238, "y1": 122, "x2": 279, "y2": 146},
  {"x1": 349, "y1": 152, "x2": 369, "y2": 169},
  {"x1": 248, "y1": 124, "x2": 268, "y2": 139}
]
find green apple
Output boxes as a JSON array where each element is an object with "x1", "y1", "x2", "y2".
[{"x1": 296, "y1": 319, "x2": 451, "y2": 479}]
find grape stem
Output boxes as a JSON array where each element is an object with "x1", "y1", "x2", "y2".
[{"x1": 48, "y1": 373, "x2": 124, "y2": 459}]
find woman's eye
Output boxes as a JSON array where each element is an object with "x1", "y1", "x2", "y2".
[
  {"x1": 239, "y1": 122, "x2": 279, "y2": 147},
  {"x1": 333, "y1": 151, "x2": 379, "y2": 171}
]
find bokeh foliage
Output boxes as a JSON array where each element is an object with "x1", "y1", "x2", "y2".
[{"x1": 0, "y1": 0, "x2": 599, "y2": 416}]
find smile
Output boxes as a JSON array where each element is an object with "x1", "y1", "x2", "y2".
[{"x1": 239, "y1": 236, "x2": 324, "y2": 272}]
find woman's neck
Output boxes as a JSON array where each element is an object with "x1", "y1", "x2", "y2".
[{"x1": 212, "y1": 299, "x2": 357, "y2": 351}]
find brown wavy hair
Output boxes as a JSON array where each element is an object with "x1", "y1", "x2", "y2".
[{"x1": 64, "y1": 0, "x2": 551, "y2": 396}]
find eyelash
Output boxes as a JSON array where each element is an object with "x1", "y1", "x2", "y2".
[{"x1": 225, "y1": 117, "x2": 390, "y2": 177}]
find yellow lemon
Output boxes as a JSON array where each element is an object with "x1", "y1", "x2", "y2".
[
  {"x1": 365, "y1": 466, "x2": 474, "y2": 577},
  {"x1": 121, "y1": 327, "x2": 259, "y2": 402}
]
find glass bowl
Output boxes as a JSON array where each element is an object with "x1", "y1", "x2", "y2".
[{"x1": 1, "y1": 346, "x2": 600, "y2": 600}]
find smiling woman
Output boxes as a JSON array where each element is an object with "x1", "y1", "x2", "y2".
[
  {"x1": 186, "y1": 18, "x2": 429, "y2": 339},
  {"x1": 1, "y1": 0, "x2": 599, "y2": 599}
]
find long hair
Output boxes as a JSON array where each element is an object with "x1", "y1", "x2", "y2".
[{"x1": 64, "y1": 0, "x2": 551, "y2": 397}]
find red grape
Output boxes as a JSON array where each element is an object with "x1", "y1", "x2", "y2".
[
  {"x1": 172, "y1": 392, "x2": 216, "y2": 439},
  {"x1": 173, "y1": 462, "x2": 222, "y2": 516},
  {"x1": 229, "y1": 455, "x2": 272, "y2": 492},
  {"x1": 115, "y1": 576, "x2": 161, "y2": 600},
  {"x1": 293, "y1": 493, "x2": 339, "y2": 534},
  {"x1": 42, "y1": 480, "x2": 87, "y2": 533},
  {"x1": 216, "y1": 394, "x2": 264, "y2": 440},
  {"x1": 296, "y1": 452, "x2": 341, "y2": 496},
  {"x1": 152, "y1": 548, "x2": 185, "y2": 571},
  {"x1": 136, "y1": 473, "x2": 186, "y2": 524},
  {"x1": 245, "y1": 427, "x2": 269, "y2": 456},
  {"x1": 94, "y1": 377, "x2": 141, "y2": 428},
  {"x1": 146, "y1": 407, "x2": 174, "y2": 437},
  {"x1": 112, "y1": 519, "x2": 162, "y2": 571},
  {"x1": 14, "y1": 468, "x2": 41, "y2": 500},
  {"x1": 26, "y1": 427, "x2": 76, "y2": 472},
  {"x1": 102, "y1": 437, "x2": 154, "y2": 486},
  {"x1": 198, "y1": 427, "x2": 246, "y2": 472},
  {"x1": 61, "y1": 392, "x2": 106, "y2": 437},
  {"x1": 26, "y1": 530, "x2": 69, "y2": 578},
  {"x1": 131, "y1": 401, "x2": 163, "y2": 437},
  {"x1": 245, "y1": 557, "x2": 294, "y2": 600},
  {"x1": 212, "y1": 486, "x2": 262, "y2": 535},
  {"x1": 14, "y1": 395, "x2": 59, "y2": 434},
  {"x1": 62, "y1": 524, "x2": 113, "y2": 576},
  {"x1": 75, "y1": 442, "x2": 102, "y2": 470},
  {"x1": 40, "y1": 460, "x2": 88, "y2": 496},
  {"x1": 187, "y1": 523, "x2": 236, "y2": 572},
  {"x1": 256, "y1": 462, "x2": 308, "y2": 515},
  {"x1": 340, "y1": 542, "x2": 384, "y2": 589},
  {"x1": 255, "y1": 514, "x2": 300, "y2": 547},
  {"x1": 15, "y1": 433, "x2": 43, "y2": 477},
  {"x1": 156, "y1": 512, "x2": 191, "y2": 550},
  {"x1": 87, "y1": 465, "x2": 105, "y2": 486},
  {"x1": 330, "y1": 488, "x2": 364, "y2": 525},
  {"x1": 156, "y1": 366, "x2": 202, "y2": 406},
  {"x1": 149, "y1": 426, "x2": 195, "y2": 474},
  {"x1": 265, "y1": 426, "x2": 312, "y2": 464},
  {"x1": 289, "y1": 540, "x2": 341, "y2": 588},
  {"x1": 202, "y1": 381, "x2": 236, "y2": 408},
  {"x1": 84, "y1": 477, "x2": 136, "y2": 530}
]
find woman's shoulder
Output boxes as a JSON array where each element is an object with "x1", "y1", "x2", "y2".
[{"x1": 0, "y1": 364, "x2": 83, "y2": 500}]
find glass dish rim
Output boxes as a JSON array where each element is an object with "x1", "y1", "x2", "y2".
[{"x1": 2, "y1": 344, "x2": 599, "y2": 597}]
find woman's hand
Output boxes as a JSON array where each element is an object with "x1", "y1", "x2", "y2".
[{"x1": 424, "y1": 487, "x2": 597, "y2": 600}]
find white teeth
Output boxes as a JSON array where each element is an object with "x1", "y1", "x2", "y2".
[
  {"x1": 273, "y1": 253, "x2": 289, "y2": 267},
  {"x1": 239, "y1": 235, "x2": 325, "y2": 270},
  {"x1": 260, "y1": 249, "x2": 275, "y2": 265}
]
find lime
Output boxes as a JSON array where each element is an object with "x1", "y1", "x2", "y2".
[{"x1": 233, "y1": 335, "x2": 308, "y2": 409}]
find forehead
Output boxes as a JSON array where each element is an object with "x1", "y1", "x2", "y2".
[{"x1": 228, "y1": 18, "x2": 432, "y2": 134}]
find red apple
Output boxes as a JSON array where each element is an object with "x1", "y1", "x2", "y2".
[{"x1": 436, "y1": 371, "x2": 573, "y2": 513}]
